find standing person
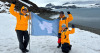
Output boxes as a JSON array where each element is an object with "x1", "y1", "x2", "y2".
[
  {"x1": 57, "y1": 11, "x2": 73, "y2": 48},
  {"x1": 9, "y1": 1, "x2": 31, "y2": 53},
  {"x1": 61, "y1": 24, "x2": 75, "y2": 53}
]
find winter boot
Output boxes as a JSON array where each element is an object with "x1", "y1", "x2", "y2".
[
  {"x1": 57, "y1": 43, "x2": 61, "y2": 48},
  {"x1": 21, "y1": 49, "x2": 26, "y2": 53},
  {"x1": 69, "y1": 45, "x2": 72, "y2": 50},
  {"x1": 25, "y1": 49, "x2": 29, "y2": 52}
]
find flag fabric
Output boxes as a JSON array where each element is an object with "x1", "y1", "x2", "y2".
[{"x1": 31, "y1": 12, "x2": 59, "y2": 36}]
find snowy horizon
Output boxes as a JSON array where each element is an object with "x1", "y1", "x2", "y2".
[{"x1": 29, "y1": 0, "x2": 100, "y2": 7}]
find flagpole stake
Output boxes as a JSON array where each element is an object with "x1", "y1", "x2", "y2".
[{"x1": 29, "y1": 12, "x2": 31, "y2": 51}]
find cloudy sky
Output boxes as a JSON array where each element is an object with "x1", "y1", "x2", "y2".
[{"x1": 29, "y1": 0, "x2": 100, "y2": 7}]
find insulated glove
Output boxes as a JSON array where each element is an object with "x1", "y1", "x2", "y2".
[
  {"x1": 12, "y1": 1, "x2": 16, "y2": 4},
  {"x1": 67, "y1": 11, "x2": 71, "y2": 14},
  {"x1": 72, "y1": 24, "x2": 75, "y2": 28}
]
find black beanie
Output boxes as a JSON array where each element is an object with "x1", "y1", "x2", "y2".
[{"x1": 60, "y1": 11, "x2": 64, "y2": 14}]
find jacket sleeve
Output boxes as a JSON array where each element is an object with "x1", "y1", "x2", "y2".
[
  {"x1": 9, "y1": 4, "x2": 19, "y2": 17},
  {"x1": 66, "y1": 14, "x2": 73, "y2": 22},
  {"x1": 68, "y1": 28, "x2": 75, "y2": 34}
]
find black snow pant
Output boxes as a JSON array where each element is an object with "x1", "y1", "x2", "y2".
[
  {"x1": 61, "y1": 43, "x2": 72, "y2": 53},
  {"x1": 16, "y1": 30, "x2": 29, "y2": 52}
]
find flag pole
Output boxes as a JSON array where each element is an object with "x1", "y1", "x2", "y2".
[{"x1": 29, "y1": 12, "x2": 31, "y2": 51}]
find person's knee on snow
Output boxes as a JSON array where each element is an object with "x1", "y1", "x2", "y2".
[
  {"x1": 61, "y1": 24, "x2": 75, "y2": 53},
  {"x1": 62, "y1": 43, "x2": 70, "y2": 53}
]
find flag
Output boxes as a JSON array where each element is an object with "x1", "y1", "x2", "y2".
[{"x1": 31, "y1": 12, "x2": 59, "y2": 36}]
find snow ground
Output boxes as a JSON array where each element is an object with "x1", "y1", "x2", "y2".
[{"x1": 0, "y1": 13, "x2": 100, "y2": 53}]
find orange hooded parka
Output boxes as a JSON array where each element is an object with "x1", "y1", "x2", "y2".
[
  {"x1": 9, "y1": 4, "x2": 30, "y2": 31},
  {"x1": 61, "y1": 28, "x2": 75, "y2": 44},
  {"x1": 58, "y1": 14, "x2": 73, "y2": 33}
]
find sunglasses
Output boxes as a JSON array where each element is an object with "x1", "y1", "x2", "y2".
[
  {"x1": 22, "y1": 9, "x2": 27, "y2": 11},
  {"x1": 62, "y1": 25, "x2": 66, "y2": 27}
]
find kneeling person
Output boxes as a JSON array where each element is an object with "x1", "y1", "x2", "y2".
[{"x1": 61, "y1": 24, "x2": 75, "y2": 53}]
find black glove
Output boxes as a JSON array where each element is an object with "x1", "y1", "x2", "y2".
[
  {"x1": 67, "y1": 11, "x2": 71, "y2": 14},
  {"x1": 72, "y1": 24, "x2": 75, "y2": 28},
  {"x1": 12, "y1": 1, "x2": 16, "y2": 4},
  {"x1": 22, "y1": 0, "x2": 28, "y2": 2}
]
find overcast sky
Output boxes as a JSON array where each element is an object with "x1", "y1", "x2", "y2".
[{"x1": 29, "y1": 0, "x2": 100, "y2": 7}]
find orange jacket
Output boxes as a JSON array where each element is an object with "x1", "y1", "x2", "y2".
[
  {"x1": 9, "y1": 4, "x2": 31, "y2": 31},
  {"x1": 61, "y1": 28, "x2": 75, "y2": 44},
  {"x1": 58, "y1": 14, "x2": 73, "y2": 33}
]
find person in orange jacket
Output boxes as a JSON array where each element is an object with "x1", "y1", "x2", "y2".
[
  {"x1": 61, "y1": 24, "x2": 75, "y2": 53},
  {"x1": 9, "y1": 1, "x2": 31, "y2": 53},
  {"x1": 57, "y1": 11, "x2": 73, "y2": 48}
]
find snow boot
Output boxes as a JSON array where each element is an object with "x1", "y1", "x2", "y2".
[
  {"x1": 69, "y1": 45, "x2": 72, "y2": 50},
  {"x1": 57, "y1": 43, "x2": 61, "y2": 48},
  {"x1": 25, "y1": 49, "x2": 29, "y2": 52},
  {"x1": 21, "y1": 49, "x2": 26, "y2": 53}
]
